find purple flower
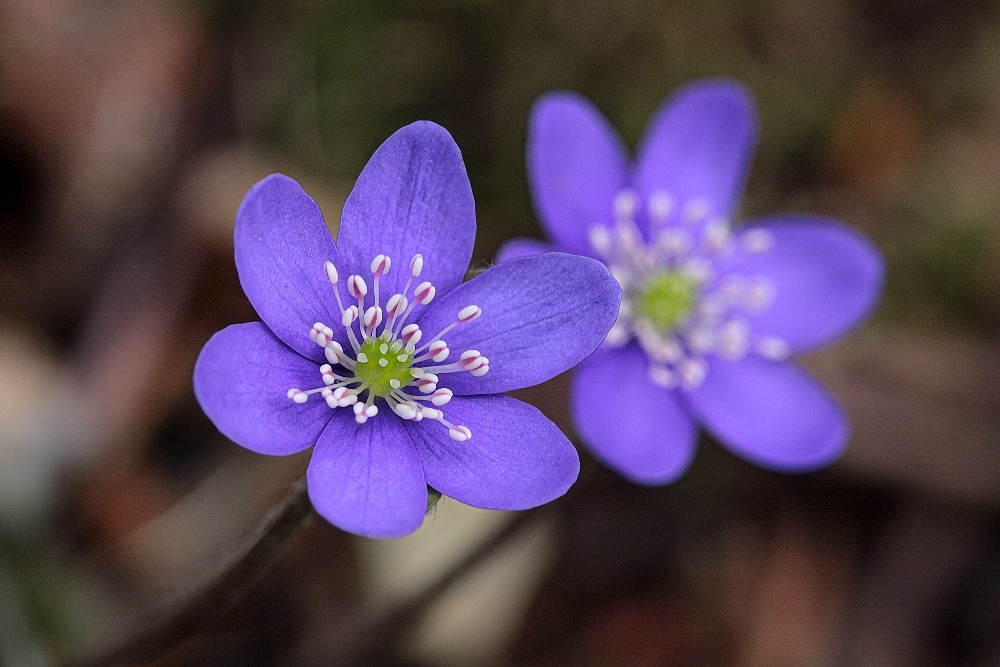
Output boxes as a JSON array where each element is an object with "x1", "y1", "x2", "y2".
[
  {"x1": 194, "y1": 122, "x2": 620, "y2": 538},
  {"x1": 498, "y1": 79, "x2": 885, "y2": 484}
]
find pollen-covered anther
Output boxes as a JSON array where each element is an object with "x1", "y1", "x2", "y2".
[
  {"x1": 414, "y1": 282, "x2": 435, "y2": 304},
  {"x1": 459, "y1": 350, "x2": 484, "y2": 370},
  {"x1": 342, "y1": 305, "x2": 359, "y2": 327},
  {"x1": 742, "y1": 228, "x2": 774, "y2": 254},
  {"x1": 348, "y1": 275, "x2": 368, "y2": 299},
  {"x1": 324, "y1": 261, "x2": 339, "y2": 285},
  {"x1": 320, "y1": 364, "x2": 337, "y2": 385},
  {"x1": 756, "y1": 336, "x2": 790, "y2": 361},
  {"x1": 309, "y1": 322, "x2": 334, "y2": 347},
  {"x1": 370, "y1": 254, "x2": 391, "y2": 277},
  {"x1": 386, "y1": 294, "x2": 408, "y2": 317},
  {"x1": 448, "y1": 425, "x2": 473, "y2": 442},
  {"x1": 409, "y1": 254, "x2": 424, "y2": 277},
  {"x1": 400, "y1": 324, "x2": 421, "y2": 346},
  {"x1": 649, "y1": 190, "x2": 674, "y2": 224},
  {"x1": 431, "y1": 388, "x2": 453, "y2": 406},
  {"x1": 458, "y1": 305, "x2": 482, "y2": 323},
  {"x1": 353, "y1": 401, "x2": 378, "y2": 424},
  {"x1": 286, "y1": 388, "x2": 307, "y2": 404},
  {"x1": 428, "y1": 340, "x2": 449, "y2": 362},
  {"x1": 417, "y1": 373, "x2": 439, "y2": 393},
  {"x1": 363, "y1": 306, "x2": 383, "y2": 330},
  {"x1": 589, "y1": 226, "x2": 613, "y2": 256},
  {"x1": 614, "y1": 189, "x2": 639, "y2": 220}
]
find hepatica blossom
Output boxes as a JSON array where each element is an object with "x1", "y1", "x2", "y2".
[
  {"x1": 194, "y1": 122, "x2": 620, "y2": 538},
  {"x1": 498, "y1": 79, "x2": 884, "y2": 484}
]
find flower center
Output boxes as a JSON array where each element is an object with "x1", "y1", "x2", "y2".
[
  {"x1": 285, "y1": 252, "x2": 488, "y2": 441},
  {"x1": 353, "y1": 336, "x2": 415, "y2": 397},
  {"x1": 636, "y1": 271, "x2": 697, "y2": 332},
  {"x1": 588, "y1": 188, "x2": 790, "y2": 390}
]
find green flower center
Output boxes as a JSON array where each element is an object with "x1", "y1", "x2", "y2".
[
  {"x1": 636, "y1": 271, "x2": 698, "y2": 332},
  {"x1": 353, "y1": 336, "x2": 415, "y2": 397}
]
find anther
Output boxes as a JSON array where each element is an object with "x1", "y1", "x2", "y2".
[
  {"x1": 370, "y1": 254, "x2": 391, "y2": 276},
  {"x1": 320, "y1": 364, "x2": 336, "y2": 384},
  {"x1": 589, "y1": 226, "x2": 613, "y2": 256},
  {"x1": 683, "y1": 198, "x2": 710, "y2": 223},
  {"x1": 614, "y1": 190, "x2": 639, "y2": 220},
  {"x1": 448, "y1": 425, "x2": 472, "y2": 442},
  {"x1": 649, "y1": 365, "x2": 677, "y2": 388},
  {"x1": 342, "y1": 307, "x2": 359, "y2": 329},
  {"x1": 757, "y1": 336, "x2": 790, "y2": 361},
  {"x1": 742, "y1": 228, "x2": 774, "y2": 254},
  {"x1": 459, "y1": 350, "x2": 484, "y2": 370},
  {"x1": 428, "y1": 340, "x2": 449, "y2": 362},
  {"x1": 324, "y1": 261, "x2": 339, "y2": 285},
  {"x1": 649, "y1": 191, "x2": 674, "y2": 224},
  {"x1": 409, "y1": 254, "x2": 424, "y2": 278},
  {"x1": 431, "y1": 388, "x2": 453, "y2": 406},
  {"x1": 363, "y1": 306, "x2": 382, "y2": 330},
  {"x1": 348, "y1": 275, "x2": 368, "y2": 299},
  {"x1": 414, "y1": 282, "x2": 435, "y2": 305},
  {"x1": 417, "y1": 374, "x2": 439, "y2": 393},
  {"x1": 287, "y1": 388, "x2": 307, "y2": 404},
  {"x1": 325, "y1": 341, "x2": 345, "y2": 365},
  {"x1": 386, "y1": 294, "x2": 408, "y2": 317},
  {"x1": 400, "y1": 323, "x2": 422, "y2": 346},
  {"x1": 458, "y1": 305, "x2": 482, "y2": 323},
  {"x1": 309, "y1": 323, "x2": 334, "y2": 347}
]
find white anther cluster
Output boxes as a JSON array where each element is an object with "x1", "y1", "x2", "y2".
[
  {"x1": 286, "y1": 252, "x2": 486, "y2": 441},
  {"x1": 591, "y1": 189, "x2": 789, "y2": 390}
]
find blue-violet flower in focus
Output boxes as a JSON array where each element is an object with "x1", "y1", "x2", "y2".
[
  {"x1": 194, "y1": 122, "x2": 621, "y2": 538},
  {"x1": 497, "y1": 79, "x2": 885, "y2": 484}
]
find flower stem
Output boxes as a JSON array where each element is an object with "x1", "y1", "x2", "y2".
[{"x1": 67, "y1": 479, "x2": 315, "y2": 667}]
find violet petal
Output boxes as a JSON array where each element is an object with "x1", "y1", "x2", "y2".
[
  {"x1": 337, "y1": 121, "x2": 476, "y2": 320},
  {"x1": 728, "y1": 216, "x2": 885, "y2": 353},
  {"x1": 404, "y1": 394, "x2": 579, "y2": 510},
  {"x1": 307, "y1": 410, "x2": 428, "y2": 539},
  {"x1": 571, "y1": 344, "x2": 697, "y2": 484},
  {"x1": 687, "y1": 355, "x2": 848, "y2": 472},
  {"x1": 193, "y1": 322, "x2": 332, "y2": 456},
  {"x1": 416, "y1": 252, "x2": 621, "y2": 395},
  {"x1": 528, "y1": 92, "x2": 629, "y2": 257},
  {"x1": 234, "y1": 174, "x2": 350, "y2": 362},
  {"x1": 634, "y1": 79, "x2": 757, "y2": 229}
]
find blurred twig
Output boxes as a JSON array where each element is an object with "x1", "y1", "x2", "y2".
[{"x1": 67, "y1": 479, "x2": 314, "y2": 667}]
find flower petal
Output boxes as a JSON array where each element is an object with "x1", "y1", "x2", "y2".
[
  {"x1": 528, "y1": 92, "x2": 629, "y2": 257},
  {"x1": 404, "y1": 395, "x2": 579, "y2": 510},
  {"x1": 307, "y1": 411, "x2": 428, "y2": 539},
  {"x1": 193, "y1": 323, "x2": 331, "y2": 456},
  {"x1": 336, "y1": 121, "x2": 476, "y2": 319},
  {"x1": 234, "y1": 174, "x2": 349, "y2": 362},
  {"x1": 634, "y1": 79, "x2": 757, "y2": 226},
  {"x1": 728, "y1": 216, "x2": 885, "y2": 353},
  {"x1": 687, "y1": 356, "x2": 848, "y2": 472},
  {"x1": 571, "y1": 344, "x2": 697, "y2": 485},
  {"x1": 494, "y1": 237, "x2": 553, "y2": 263},
  {"x1": 416, "y1": 252, "x2": 621, "y2": 395}
]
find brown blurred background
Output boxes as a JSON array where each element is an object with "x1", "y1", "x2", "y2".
[{"x1": 3, "y1": 0, "x2": 1000, "y2": 664}]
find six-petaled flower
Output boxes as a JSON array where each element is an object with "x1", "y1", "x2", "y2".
[
  {"x1": 194, "y1": 122, "x2": 621, "y2": 538},
  {"x1": 498, "y1": 79, "x2": 885, "y2": 484}
]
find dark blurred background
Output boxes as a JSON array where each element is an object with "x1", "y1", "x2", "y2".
[{"x1": 3, "y1": 0, "x2": 1000, "y2": 664}]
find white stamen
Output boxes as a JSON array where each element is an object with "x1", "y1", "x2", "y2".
[
  {"x1": 683, "y1": 198, "x2": 710, "y2": 224},
  {"x1": 448, "y1": 425, "x2": 472, "y2": 442},
  {"x1": 589, "y1": 226, "x2": 613, "y2": 256},
  {"x1": 431, "y1": 388, "x2": 453, "y2": 406},
  {"x1": 386, "y1": 294, "x2": 408, "y2": 317},
  {"x1": 409, "y1": 254, "x2": 424, "y2": 277},
  {"x1": 342, "y1": 305, "x2": 359, "y2": 327},
  {"x1": 658, "y1": 229, "x2": 691, "y2": 257},
  {"x1": 348, "y1": 275, "x2": 368, "y2": 299},
  {"x1": 324, "y1": 261, "x2": 339, "y2": 285},
  {"x1": 287, "y1": 388, "x2": 307, "y2": 403},
  {"x1": 743, "y1": 228, "x2": 774, "y2": 253},
  {"x1": 614, "y1": 189, "x2": 639, "y2": 220},
  {"x1": 757, "y1": 336, "x2": 790, "y2": 360},
  {"x1": 401, "y1": 324, "x2": 421, "y2": 346},
  {"x1": 363, "y1": 306, "x2": 383, "y2": 330},
  {"x1": 649, "y1": 365, "x2": 677, "y2": 388},
  {"x1": 414, "y1": 282, "x2": 435, "y2": 305},
  {"x1": 458, "y1": 305, "x2": 482, "y2": 323},
  {"x1": 745, "y1": 278, "x2": 775, "y2": 310},
  {"x1": 428, "y1": 340, "x2": 449, "y2": 362},
  {"x1": 704, "y1": 218, "x2": 731, "y2": 252},
  {"x1": 649, "y1": 191, "x2": 674, "y2": 224},
  {"x1": 370, "y1": 254, "x2": 391, "y2": 276},
  {"x1": 678, "y1": 358, "x2": 707, "y2": 388}
]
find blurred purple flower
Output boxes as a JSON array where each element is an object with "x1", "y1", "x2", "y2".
[
  {"x1": 498, "y1": 80, "x2": 885, "y2": 484},
  {"x1": 194, "y1": 122, "x2": 620, "y2": 538}
]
